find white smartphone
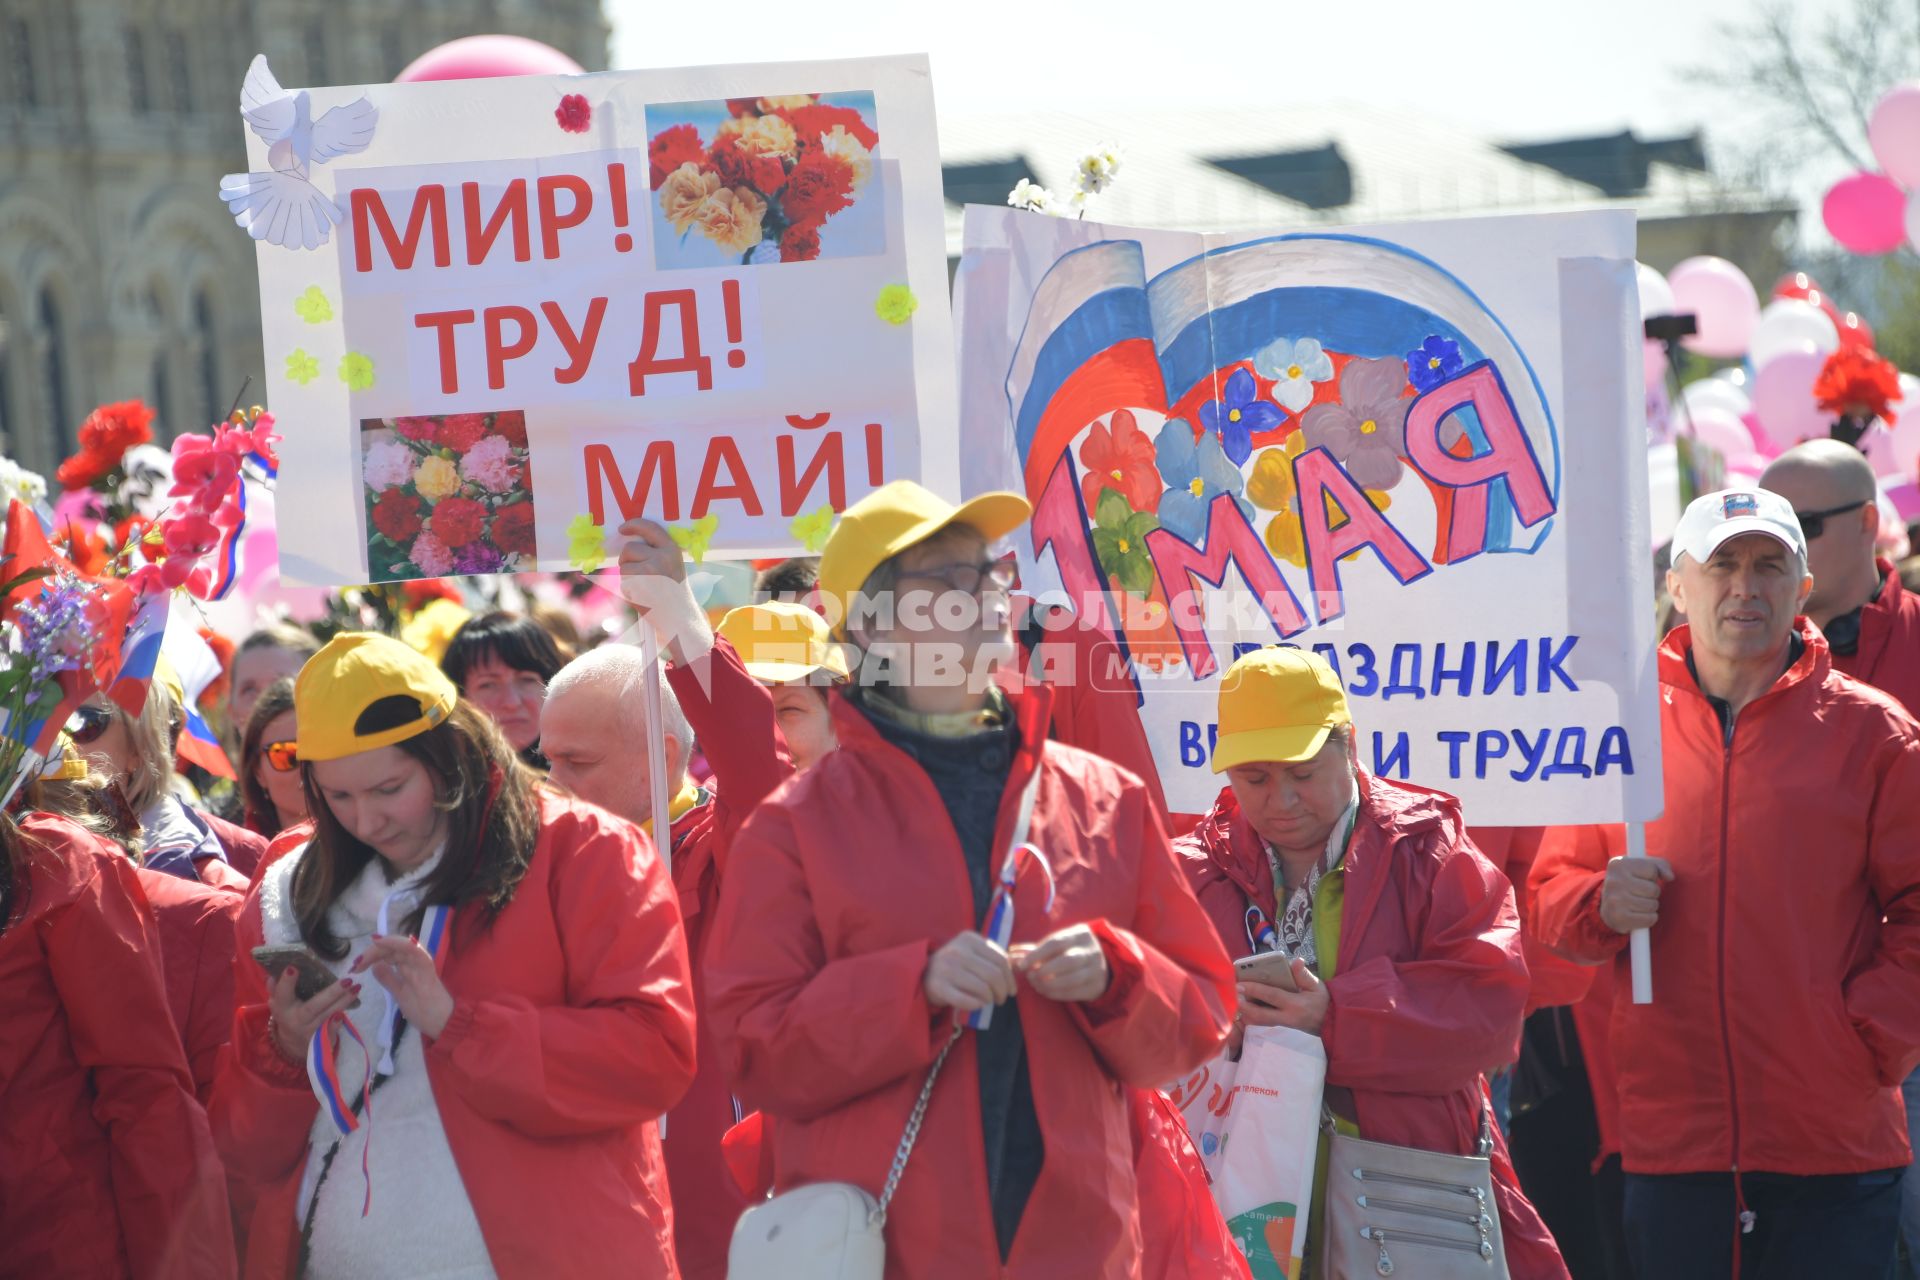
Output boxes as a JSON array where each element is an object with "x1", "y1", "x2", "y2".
[{"x1": 1232, "y1": 949, "x2": 1300, "y2": 992}]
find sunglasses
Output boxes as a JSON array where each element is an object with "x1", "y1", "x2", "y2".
[
  {"x1": 1795, "y1": 499, "x2": 1869, "y2": 541},
  {"x1": 66, "y1": 704, "x2": 114, "y2": 746},
  {"x1": 262, "y1": 740, "x2": 300, "y2": 773}
]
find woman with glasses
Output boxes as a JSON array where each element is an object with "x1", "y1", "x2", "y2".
[
  {"x1": 441, "y1": 611, "x2": 568, "y2": 769},
  {"x1": 238, "y1": 679, "x2": 308, "y2": 839}
]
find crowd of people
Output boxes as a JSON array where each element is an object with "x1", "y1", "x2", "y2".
[{"x1": 2, "y1": 442, "x2": 1919, "y2": 1280}]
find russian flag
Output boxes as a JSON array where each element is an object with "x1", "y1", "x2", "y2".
[
  {"x1": 108, "y1": 591, "x2": 170, "y2": 719},
  {"x1": 160, "y1": 608, "x2": 236, "y2": 780}
]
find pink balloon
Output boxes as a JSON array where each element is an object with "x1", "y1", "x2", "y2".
[
  {"x1": 1751, "y1": 349, "x2": 1832, "y2": 449},
  {"x1": 1685, "y1": 406, "x2": 1755, "y2": 460},
  {"x1": 1668, "y1": 256, "x2": 1759, "y2": 358},
  {"x1": 396, "y1": 35, "x2": 585, "y2": 83},
  {"x1": 1823, "y1": 172, "x2": 1909, "y2": 254},
  {"x1": 1643, "y1": 338, "x2": 1668, "y2": 390},
  {"x1": 1871, "y1": 83, "x2": 1920, "y2": 189}
]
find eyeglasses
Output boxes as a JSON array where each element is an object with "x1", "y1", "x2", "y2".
[
  {"x1": 1795, "y1": 499, "x2": 1869, "y2": 541},
  {"x1": 66, "y1": 705, "x2": 114, "y2": 745},
  {"x1": 262, "y1": 740, "x2": 300, "y2": 773},
  {"x1": 895, "y1": 559, "x2": 1018, "y2": 596}
]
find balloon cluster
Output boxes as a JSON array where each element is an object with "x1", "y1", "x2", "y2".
[{"x1": 1822, "y1": 84, "x2": 1920, "y2": 255}]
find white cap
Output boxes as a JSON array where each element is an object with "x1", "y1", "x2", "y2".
[{"x1": 1671, "y1": 487, "x2": 1807, "y2": 566}]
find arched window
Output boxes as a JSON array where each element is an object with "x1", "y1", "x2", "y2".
[
  {"x1": 126, "y1": 28, "x2": 149, "y2": 113},
  {"x1": 7, "y1": 19, "x2": 35, "y2": 108},
  {"x1": 38, "y1": 288, "x2": 72, "y2": 452},
  {"x1": 166, "y1": 29, "x2": 190, "y2": 113},
  {"x1": 152, "y1": 352, "x2": 172, "y2": 434},
  {"x1": 194, "y1": 291, "x2": 220, "y2": 428}
]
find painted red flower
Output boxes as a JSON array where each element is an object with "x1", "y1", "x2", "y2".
[
  {"x1": 781, "y1": 152, "x2": 856, "y2": 225},
  {"x1": 780, "y1": 219, "x2": 823, "y2": 263},
  {"x1": 436, "y1": 414, "x2": 490, "y2": 454},
  {"x1": 491, "y1": 410, "x2": 528, "y2": 450},
  {"x1": 708, "y1": 133, "x2": 789, "y2": 196},
  {"x1": 392, "y1": 416, "x2": 439, "y2": 444},
  {"x1": 555, "y1": 94, "x2": 591, "y2": 134},
  {"x1": 1814, "y1": 345, "x2": 1902, "y2": 420},
  {"x1": 648, "y1": 123, "x2": 708, "y2": 189},
  {"x1": 429, "y1": 495, "x2": 487, "y2": 548},
  {"x1": 490, "y1": 502, "x2": 536, "y2": 556},
  {"x1": 780, "y1": 104, "x2": 879, "y2": 153},
  {"x1": 1079, "y1": 409, "x2": 1162, "y2": 513},
  {"x1": 371, "y1": 488, "x2": 424, "y2": 542}
]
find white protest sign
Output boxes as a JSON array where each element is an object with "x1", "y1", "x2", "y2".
[
  {"x1": 954, "y1": 208, "x2": 1663, "y2": 825},
  {"x1": 229, "y1": 55, "x2": 955, "y2": 586}
]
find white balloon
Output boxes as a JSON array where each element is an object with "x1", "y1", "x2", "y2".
[
  {"x1": 1748, "y1": 299, "x2": 1840, "y2": 368},
  {"x1": 1636, "y1": 262, "x2": 1675, "y2": 320},
  {"x1": 1714, "y1": 366, "x2": 1750, "y2": 391},
  {"x1": 1681, "y1": 378, "x2": 1752, "y2": 423}
]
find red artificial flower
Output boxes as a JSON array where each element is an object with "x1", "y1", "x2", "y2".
[
  {"x1": 371, "y1": 488, "x2": 425, "y2": 542},
  {"x1": 555, "y1": 94, "x2": 592, "y2": 134},
  {"x1": 55, "y1": 447, "x2": 114, "y2": 490},
  {"x1": 54, "y1": 400, "x2": 156, "y2": 489},
  {"x1": 649, "y1": 124, "x2": 709, "y2": 190},
  {"x1": 163, "y1": 512, "x2": 221, "y2": 560},
  {"x1": 781, "y1": 152, "x2": 856, "y2": 225},
  {"x1": 490, "y1": 502, "x2": 536, "y2": 556},
  {"x1": 436, "y1": 414, "x2": 491, "y2": 454},
  {"x1": 1814, "y1": 345, "x2": 1902, "y2": 420},
  {"x1": 707, "y1": 133, "x2": 789, "y2": 196},
  {"x1": 399, "y1": 578, "x2": 463, "y2": 609},
  {"x1": 114, "y1": 515, "x2": 157, "y2": 562},
  {"x1": 391, "y1": 416, "x2": 440, "y2": 444},
  {"x1": 780, "y1": 219, "x2": 823, "y2": 263},
  {"x1": 780, "y1": 103, "x2": 879, "y2": 153},
  {"x1": 492, "y1": 410, "x2": 528, "y2": 450},
  {"x1": 429, "y1": 495, "x2": 487, "y2": 548},
  {"x1": 170, "y1": 435, "x2": 243, "y2": 513},
  {"x1": 1079, "y1": 409, "x2": 1162, "y2": 513},
  {"x1": 58, "y1": 524, "x2": 111, "y2": 576}
]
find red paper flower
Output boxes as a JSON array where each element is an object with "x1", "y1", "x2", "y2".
[
  {"x1": 1079, "y1": 409, "x2": 1162, "y2": 513},
  {"x1": 492, "y1": 410, "x2": 528, "y2": 450},
  {"x1": 780, "y1": 219, "x2": 823, "y2": 263},
  {"x1": 490, "y1": 502, "x2": 536, "y2": 556},
  {"x1": 649, "y1": 124, "x2": 709, "y2": 190},
  {"x1": 392, "y1": 416, "x2": 439, "y2": 444},
  {"x1": 371, "y1": 488, "x2": 425, "y2": 542},
  {"x1": 780, "y1": 103, "x2": 879, "y2": 153},
  {"x1": 163, "y1": 512, "x2": 221, "y2": 560},
  {"x1": 1814, "y1": 345, "x2": 1902, "y2": 420},
  {"x1": 436, "y1": 414, "x2": 491, "y2": 455},
  {"x1": 55, "y1": 400, "x2": 156, "y2": 489},
  {"x1": 555, "y1": 94, "x2": 592, "y2": 134},
  {"x1": 708, "y1": 132, "x2": 789, "y2": 196},
  {"x1": 429, "y1": 495, "x2": 487, "y2": 548},
  {"x1": 781, "y1": 152, "x2": 856, "y2": 225},
  {"x1": 170, "y1": 435, "x2": 242, "y2": 513}
]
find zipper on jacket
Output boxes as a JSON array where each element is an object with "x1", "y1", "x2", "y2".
[
  {"x1": 1353, "y1": 1167, "x2": 1486, "y2": 1202},
  {"x1": 1714, "y1": 721, "x2": 1745, "y2": 1215},
  {"x1": 1355, "y1": 1195, "x2": 1492, "y2": 1232},
  {"x1": 1359, "y1": 1225, "x2": 1496, "y2": 1274}
]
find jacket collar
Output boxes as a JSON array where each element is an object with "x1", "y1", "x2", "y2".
[{"x1": 1658, "y1": 618, "x2": 1829, "y2": 709}]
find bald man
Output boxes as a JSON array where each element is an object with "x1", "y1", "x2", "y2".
[{"x1": 1761, "y1": 441, "x2": 1920, "y2": 716}]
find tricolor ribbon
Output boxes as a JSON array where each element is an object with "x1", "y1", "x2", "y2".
[
  {"x1": 967, "y1": 843, "x2": 1055, "y2": 1032},
  {"x1": 1244, "y1": 905, "x2": 1277, "y2": 954}
]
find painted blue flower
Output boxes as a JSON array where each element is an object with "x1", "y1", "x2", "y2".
[
  {"x1": 1155, "y1": 419, "x2": 1254, "y2": 543},
  {"x1": 1197, "y1": 367, "x2": 1283, "y2": 466},
  {"x1": 1406, "y1": 335, "x2": 1463, "y2": 393}
]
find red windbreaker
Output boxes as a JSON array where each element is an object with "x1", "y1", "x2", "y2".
[
  {"x1": 1530, "y1": 622, "x2": 1920, "y2": 1176},
  {"x1": 1176, "y1": 780, "x2": 1569, "y2": 1280},
  {"x1": 212, "y1": 790, "x2": 697, "y2": 1278},
  {"x1": 705, "y1": 683, "x2": 1234, "y2": 1279},
  {"x1": 1835, "y1": 557, "x2": 1920, "y2": 716},
  {"x1": 133, "y1": 864, "x2": 243, "y2": 1105},
  {"x1": 0, "y1": 813, "x2": 234, "y2": 1279}
]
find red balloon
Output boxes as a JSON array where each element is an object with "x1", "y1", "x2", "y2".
[
  {"x1": 1838, "y1": 311, "x2": 1877, "y2": 348},
  {"x1": 1772, "y1": 271, "x2": 1824, "y2": 301}
]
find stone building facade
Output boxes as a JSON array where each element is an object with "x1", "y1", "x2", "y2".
[{"x1": 0, "y1": 0, "x2": 607, "y2": 471}]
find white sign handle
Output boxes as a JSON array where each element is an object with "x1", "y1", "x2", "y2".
[
  {"x1": 1626, "y1": 823, "x2": 1652, "y2": 1005},
  {"x1": 639, "y1": 626, "x2": 674, "y2": 1142}
]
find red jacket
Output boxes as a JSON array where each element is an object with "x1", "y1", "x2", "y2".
[
  {"x1": 0, "y1": 814, "x2": 234, "y2": 1279},
  {"x1": 660, "y1": 635, "x2": 792, "y2": 1279},
  {"x1": 212, "y1": 789, "x2": 698, "y2": 1278},
  {"x1": 1834, "y1": 557, "x2": 1920, "y2": 717},
  {"x1": 1175, "y1": 779, "x2": 1568, "y2": 1280},
  {"x1": 1473, "y1": 826, "x2": 1595, "y2": 1016},
  {"x1": 133, "y1": 865, "x2": 243, "y2": 1105},
  {"x1": 705, "y1": 684, "x2": 1234, "y2": 1279},
  {"x1": 1530, "y1": 623, "x2": 1920, "y2": 1176},
  {"x1": 202, "y1": 809, "x2": 268, "y2": 880}
]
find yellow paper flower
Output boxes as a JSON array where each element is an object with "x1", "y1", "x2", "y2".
[
  {"x1": 284, "y1": 349, "x2": 319, "y2": 385},
  {"x1": 294, "y1": 285, "x2": 333, "y2": 324},
  {"x1": 661, "y1": 163, "x2": 723, "y2": 233},
  {"x1": 567, "y1": 514, "x2": 608, "y2": 574},
  {"x1": 694, "y1": 187, "x2": 767, "y2": 255},
  {"x1": 790, "y1": 505, "x2": 834, "y2": 552},
  {"x1": 874, "y1": 285, "x2": 918, "y2": 326},
  {"x1": 413, "y1": 454, "x2": 461, "y2": 503},
  {"x1": 718, "y1": 112, "x2": 799, "y2": 161},
  {"x1": 819, "y1": 124, "x2": 874, "y2": 190},
  {"x1": 337, "y1": 352, "x2": 375, "y2": 391},
  {"x1": 668, "y1": 514, "x2": 719, "y2": 562}
]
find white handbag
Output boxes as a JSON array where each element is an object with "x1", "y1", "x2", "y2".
[{"x1": 726, "y1": 1024, "x2": 963, "y2": 1280}]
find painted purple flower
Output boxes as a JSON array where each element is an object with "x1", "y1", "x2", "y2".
[
  {"x1": 1406, "y1": 335, "x2": 1463, "y2": 393},
  {"x1": 1198, "y1": 367, "x2": 1283, "y2": 466},
  {"x1": 454, "y1": 543, "x2": 507, "y2": 575},
  {"x1": 1300, "y1": 357, "x2": 1412, "y2": 489}
]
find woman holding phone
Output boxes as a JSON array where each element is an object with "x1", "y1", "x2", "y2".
[{"x1": 211, "y1": 632, "x2": 697, "y2": 1278}]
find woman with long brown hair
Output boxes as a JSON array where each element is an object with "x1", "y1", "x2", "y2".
[
  {"x1": 237, "y1": 678, "x2": 307, "y2": 839},
  {"x1": 211, "y1": 633, "x2": 696, "y2": 1278}
]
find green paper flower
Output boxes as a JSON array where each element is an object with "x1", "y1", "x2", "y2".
[
  {"x1": 294, "y1": 286, "x2": 333, "y2": 324},
  {"x1": 668, "y1": 514, "x2": 719, "y2": 563},
  {"x1": 874, "y1": 284, "x2": 918, "y2": 326},
  {"x1": 337, "y1": 352, "x2": 375, "y2": 390},
  {"x1": 284, "y1": 348, "x2": 319, "y2": 385},
  {"x1": 789, "y1": 504, "x2": 834, "y2": 553},
  {"x1": 567, "y1": 514, "x2": 607, "y2": 574},
  {"x1": 1090, "y1": 488, "x2": 1160, "y2": 598}
]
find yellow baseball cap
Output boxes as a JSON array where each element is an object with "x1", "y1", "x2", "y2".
[
  {"x1": 1210, "y1": 646, "x2": 1352, "y2": 773},
  {"x1": 718, "y1": 602, "x2": 850, "y2": 684},
  {"x1": 295, "y1": 632, "x2": 458, "y2": 762},
  {"x1": 816, "y1": 480, "x2": 1032, "y2": 637}
]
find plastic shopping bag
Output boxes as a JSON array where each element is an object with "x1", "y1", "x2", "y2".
[
  {"x1": 1212, "y1": 1026, "x2": 1326, "y2": 1280},
  {"x1": 1165, "y1": 1046, "x2": 1241, "y2": 1171}
]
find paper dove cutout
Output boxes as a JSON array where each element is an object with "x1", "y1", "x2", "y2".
[{"x1": 218, "y1": 55, "x2": 377, "y2": 251}]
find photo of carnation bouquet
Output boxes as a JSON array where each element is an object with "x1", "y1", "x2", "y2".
[
  {"x1": 359, "y1": 410, "x2": 537, "y2": 582},
  {"x1": 646, "y1": 92, "x2": 882, "y2": 268}
]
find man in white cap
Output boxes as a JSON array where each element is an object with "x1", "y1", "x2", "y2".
[{"x1": 1533, "y1": 487, "x2": 1920, "y2": 1278}]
